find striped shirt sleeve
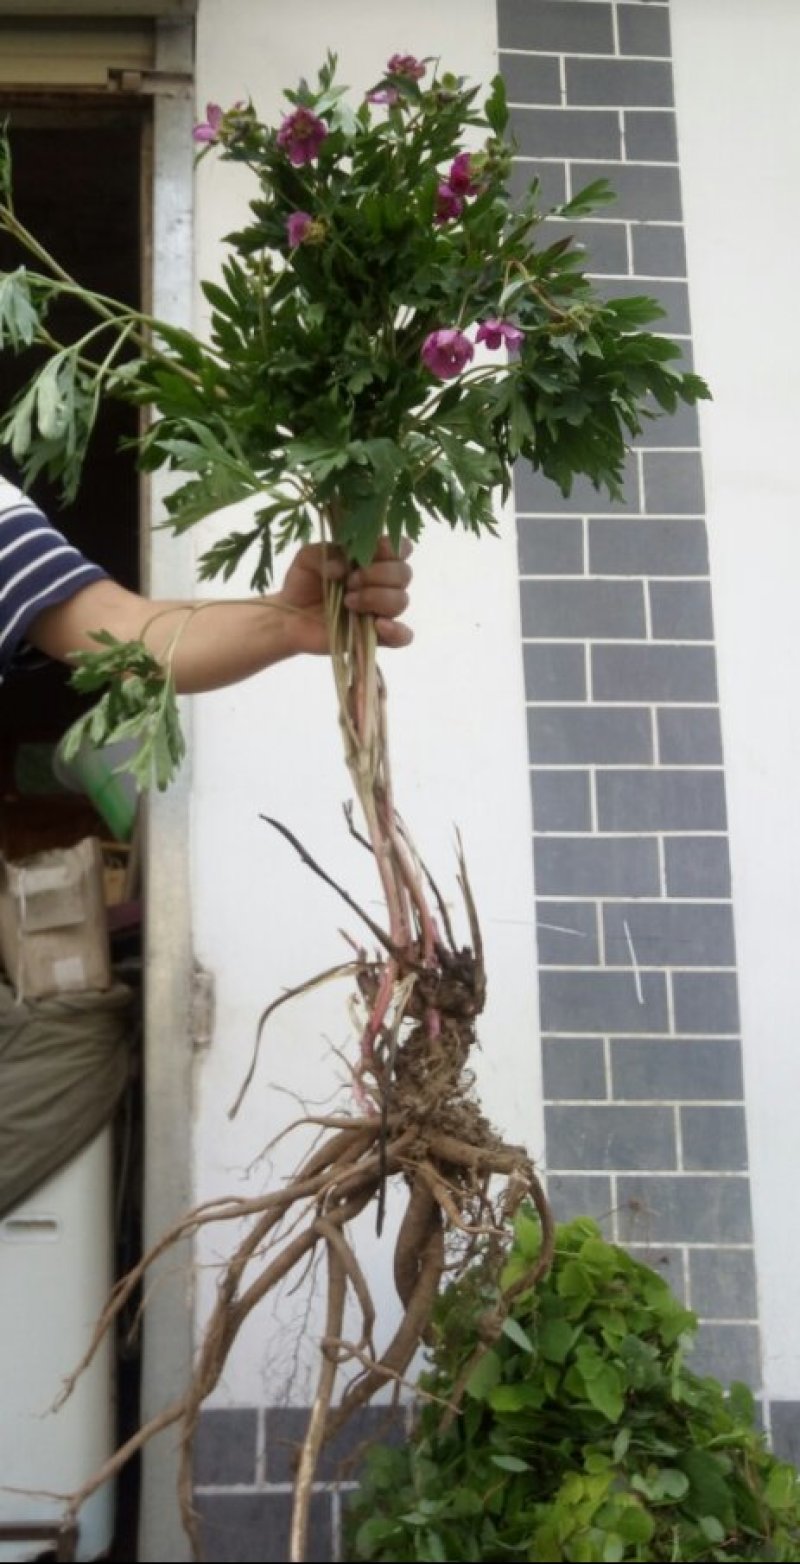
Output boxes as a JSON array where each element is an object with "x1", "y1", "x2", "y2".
[{"x1": 0, "y1": 476, "x2": 108, "y2": 678}]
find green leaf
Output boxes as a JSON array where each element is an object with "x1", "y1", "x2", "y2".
[
  {"x1": 616, "y1": 1504, "x2": 654, "y2": 1545},
  {"x1": 513, "y1": 1204, "x2": 543, "y2": 1263},
  {"x1": 677, "y1": 1449, "x2": 734, "y2": 1526},
  {"x1": 0, "y1": 267, "x2": 39, "y2": 348},
  {"x1": 601, "y1": 1536, "x2": 625, "y2": 1563},
  {"x1": 490, "y1": 1454, "x2": 529, "y2": 1473},
  {"x1": 484, "y1": 74, "x2": 509, "y2": 135},
  {"x1": 603, "y1": 293, "x2": 667, "y2": 327},
  {"x1": 502, "y1": 1316, "x2": 535, "y2": 1353},
  {"x1": 354, "y1": 1517, "x2": 400, "y2": 1556},
  {"x1": 698, "y1": 1515, "x2": 726, "y2": 1543},
  {"x1": 555, "y1": 178, "x2": 617, "y2": 219},
  {"x1": 727, "y1": 1380, "x2": 756, "y2": 1428},
  {"x1": 632, "y1": 1466, "x2": 690, "y2": 1503},
  {"x1": 465, "y1": 1348, "x2": 502, "y2": 1402},
  {"x1": 583, "y1": 1364, "x2": 624, "y2": 1424},
  {"x1": 538, "y1": 1317, "x2": 577, "y2": 1364},
  {"x1": 766, "y1": 1463, "x2": 799, "y2": 1513},
  {"x1": 488, "y1": 1382, "x2": 546, "y2": 1413}
]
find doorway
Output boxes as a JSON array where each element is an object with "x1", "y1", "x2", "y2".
[
  {"x1": 0, "y1": 100, "x2": 145, "y2": 851},
  {"x1": 0, "y1": 96, "x2": 148, "y2": 1563}
]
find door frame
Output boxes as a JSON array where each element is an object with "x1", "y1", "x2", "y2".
[{"x1": 138, "y1": 12, "x2": 196, "y2": 1563}]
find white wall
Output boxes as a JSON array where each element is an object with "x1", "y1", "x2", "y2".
[
  {"x1": 190, "y1": 0, "x2": 544, "y2": 1403},
  {"x1": 671, "y1": 0, "x2": 800, "y2": 1400}
]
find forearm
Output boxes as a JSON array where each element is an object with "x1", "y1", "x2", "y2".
[{"x1": 27, "y1": 580, "x2": 305, "y2": 694}]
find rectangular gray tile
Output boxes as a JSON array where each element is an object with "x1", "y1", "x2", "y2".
[
  {"x1": 687, "y1": 1323, "x2": 761, "y2": 1389},
  {"x1": 664, "y1": 836, "x2": 732, "y2": 898},
  {"x1": 689, "y1": 1248, "x2": 758, "y2": 1320},
  {"x1": 603, "y1": 901, "x2": 736, "y2": 969},
  {"x1": 627, "y1": 1243, "x2": 687, "y2": 1303},
  {"x1": 195, "y1": 1492, "x2": 332, "y2": 1564},
  {"x1": 528, "y1": 705, "x2": 653, "y2": 763},
  {"x1": 598, "y1": 276, "x2": 690, "y2": 335},
  {"x1": 643, "y1": 451, "x2": 705, "y2": 513},
  {"x1": 650, "y1": 580, "x2": 714, "y2": 639},
  {"x1": 540, "y1": 968, "x2": 669, "y2": 1033},
  {"x1": 521, "y1": 578, "x2": 646, "y2": 636},
  {"x1": 588, "y1": 517, "x2": 709, "y2": 577},
  {"x1": 572, "y1": 161, "x2": 682, "y2": 220},
  {"x1": 498, "y1": 0, "x2": 614, "y2": 53},
  {"x1": 518, "y1": 515, "x2": 585, "y2": 574},
  {"x1": 770, "y1": 1403, "x2": 800, "y2": 1465},
  {"x1": 534, "y1": 834, "x2": 661, "y2": 895},
  {"x1": 618, "y1": 3, "x2": 672, "y2": 58},
  {"x1": 515, "y1": 452, "x2": 641, "y2": 514},
  {"x1": 637, "y1": 395, "x2": 700, "y2": 448},
  {"x1": 194, "y1": 1408, "x2": 258, "y2": 1487},
  {"x1": 524, "y1": 643, "x2": 588, "y2": 700},
  {"x1": 624, "y1": 110, "x2": 677, "y2": 162},
  {"x1": 537, "y1": 900, "x2": 600, "y2": 965},
  {"x1": 566, "y1": 58, "x2": 673, "y2": 107},
  {"x1": 546, "y1": 1103, "x2": 677, "y2": 1169},
  {"x1": 596, "y1": 769, "x2": 727, "y2": 831},
  {"x1": 509, "y1": 157, "x2": 567, "y2": 211},
  {"x1": 617, "y1": 1174, "x2": 753, "y2": 1243},
  {"x1": 537, "y1": 217, "x2": 630, "y2": 274},
  {"x1": 532, "y1": 769, "x2": 594, "y2": 831},
  {"x1": 499, "y1": 51, "x2": 561, "y2": 105},
  {"x1": 672, "y1": 972, "x2": 741, "y2": 1035},
  {"x1": 547, "y1": 1172, "x2": 613, "y2": 1226},
  {"x1": 542, "y1": 1036, "x2": 607, "y2": 1099},
  {"x1": 611, "y1": 1038, "x2": 744, "y2": 1102},
  {"x1": 632, "y1": 222, "x2": 687, "y2": 277},
  {"x1": 267, "y1": 1406, "x2": 404, "y2": 1484},
  {"x1": 592, "y1": 645, "x2": 717, "y2": 702},
  {"x1": 681, "y1": 1107, "x2": 748, "y2": 1172},
  {"x1": 658, "y1": 708, "x2": 723, "y2": 765},
  {"x1": 511, "y1": 106, "x2": 621, "y2": 159}
]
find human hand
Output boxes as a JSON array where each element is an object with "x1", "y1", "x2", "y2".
[{"x1": 278, "y1": 537, "x2": 413, "y2": 655}]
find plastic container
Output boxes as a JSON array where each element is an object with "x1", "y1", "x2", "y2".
[{"x1": 53, "y1": 739, "x2": 138, "y2": 843}]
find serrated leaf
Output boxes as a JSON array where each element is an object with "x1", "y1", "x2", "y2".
[
  {"x1": 484, "y1": 74, "x2": 509, "y2": 135},
  {"x1": 0, "y1": 267, "x2": 39, "y2": 348},
  {"x1": 555, "y1": 178, "x2": 617, "y2": 219}
]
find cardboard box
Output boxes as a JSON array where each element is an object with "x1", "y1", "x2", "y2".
[{"x1": 0, "y1": 837, "x2": 111, "y2": 1000}]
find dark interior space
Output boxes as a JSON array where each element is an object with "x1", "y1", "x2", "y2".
[
  {"x1": 0, "y1": 103, "x2": 143, "y2": 857},
  {"x1": 0, "y1": 100, "x2": 147, "y2": 1563}
]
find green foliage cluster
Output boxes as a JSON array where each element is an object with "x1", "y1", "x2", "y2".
[
  {"x1": 0, "y1": 54, "x2": 708, "y2": 785},
  {"x1": 60, "y1": 630, "x2": 185, "y2": 791},
  {"x1": 1, "y1": 54, "x2": 707, "y2": 587},
  {"x1": 346, "y1": 1217, "x2": 800, "y2": 1563}
]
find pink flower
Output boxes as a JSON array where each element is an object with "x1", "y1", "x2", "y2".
[
  {"x1": 276, "y1": 107, "x2": 328, "y2": 166},
  {"x1": 366, "y1": 86, "x2": 401, "y2": 106},
  {"x1": 435, "y1": 182, "x2": 464, "y2": 224},
  {"x1": 448, "y1": 151, "x2": 479, "y2": 196},
  {"x1": 286, "y1": 211, "x2": 314, "y2": 247},
  {"x1": 421, "y1": 328, "x2": 475, "y2": 380},
  {"x1": 387, "y1": 53, "x2": 426, "y2": 81},
  {"x1": 193, "y1": 103, "x2": 223, "y2": 143},
  {"x1": 476, "y1": 318, "x2": 525, "y2": 351}
]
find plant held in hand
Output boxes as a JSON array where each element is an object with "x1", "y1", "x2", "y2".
[{"x1": 0, "y1": 50, "x2": 709, "y2": 1563}]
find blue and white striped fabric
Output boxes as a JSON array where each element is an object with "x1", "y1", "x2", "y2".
[{"x1": 0, "y1": 476, "x2": 107, "y2": 679}]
